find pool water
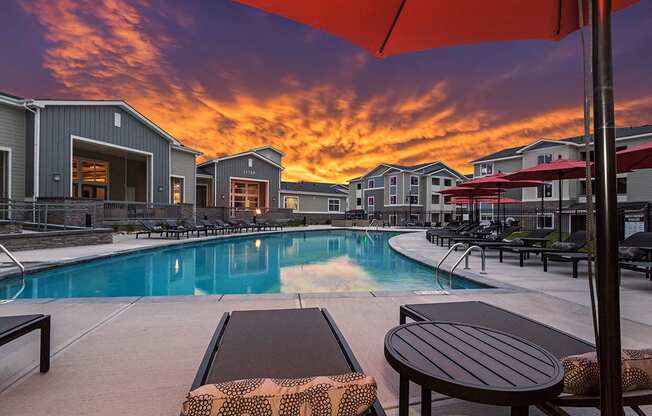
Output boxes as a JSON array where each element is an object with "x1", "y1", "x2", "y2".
[{"x1": 0, "y1": 230, "x2": 487, "y2": 299}]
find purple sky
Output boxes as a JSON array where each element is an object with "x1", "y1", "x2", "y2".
[{"x1": 1, "y1": 0, "x2": 651, "y2": 181}]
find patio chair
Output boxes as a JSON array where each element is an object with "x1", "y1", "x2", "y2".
[
  {"x1": 474, "y1": 229, "x2": 552, "y2": 259},
  {"x1": 543, "y1": 231, "x2": 652, "y2": 278},
  {"x1": 267, "y1": 218, "x2": 290, "y2": 230},
  {"x1": 426, "y1": 223, "x2": 464, "y2": 243},
  {"x1": 214, "y1": 219, "x2": 239, "y2": 234},
  {"x1": 500, "y1": 231, "x2": 588, "y2": 267},
  {"x1": 135, "y1": 220, "x2": 165, "y2": 239},
  {"x1": 162, "y1": 219, "x2": 190, "y2": 239},
  {"x1": 399, "y1": 301, "x2": 652, "y2": 415},
  {"x1": 447, "y1": 225, "x2": 519, "y2": 248},
  {"x1": 0, "y1": 315, "x2": 51, "y2": 373},
  {"x1": 620, "y1": 261, "x2": 652, "y2": 280},
  {"x1": 189, "y1": 308, "x2": 385, "y2": 416},
  {"x1": 198, "y1": 219, "x2": 224, "y2": 235},
  {"x1": 181, "y1": 220, "x2": 207, "y2": 237}
]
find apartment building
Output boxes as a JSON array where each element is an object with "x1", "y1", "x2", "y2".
[
  {"x1": 471, "y1": 124, "x2": 652, "y2": 235},
  {"x1": 347, "y1": 161, "x2": 467, "y2": 225}
]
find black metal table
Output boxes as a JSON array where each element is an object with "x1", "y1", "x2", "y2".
[{"x1": 384, "y1": 321, "x2": 564, "y2": 416}]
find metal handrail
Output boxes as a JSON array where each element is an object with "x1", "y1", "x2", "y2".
[
  {"x1": 434, "y1": 242, "x2": 466, "y2": 286},
  {"x1": 0, "y1": 244, "x2": 25, "y2": 304},
  {"x1": 365, "y1": 219, "x2": 377, "y2": 243},
  {"x1": 450, "y1": 245, "x2": 486, "y2": 282}
]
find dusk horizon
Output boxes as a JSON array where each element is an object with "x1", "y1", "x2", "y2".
[{"x1": 2, "y1": 0, "x2": 652, "y2": 182}]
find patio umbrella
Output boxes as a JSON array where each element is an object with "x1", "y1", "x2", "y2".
[
  {"x1": 440, "y1": 186, "x2": 504, "y2": 223},
  {"x1": 232, "y1": 0, "x2": 639, "y2": 412},
  {"x1": 504, "y1": 158, "x2": 586, "y2": 241},
  {"x1": 458, "y1": 173, "x2": 541, "y2": 229},
  {"x1": 617, "y1": 140, "x2": 652, "y2": 172}
]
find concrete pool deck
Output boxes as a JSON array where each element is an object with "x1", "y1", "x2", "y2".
[{"x1": 0, "y1": 227, "x2": 651, "y2": 415}]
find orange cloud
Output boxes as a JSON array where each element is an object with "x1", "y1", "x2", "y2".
[{"x1": 21, "y1": 0, "x2": 652, "y2": 183}]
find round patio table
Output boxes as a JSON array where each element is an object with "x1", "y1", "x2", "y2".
[{"x1": 384, "y1": 321, "x2": 564, "y2": 416}]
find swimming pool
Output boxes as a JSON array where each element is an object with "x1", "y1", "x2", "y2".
[{"x1": 0, "y1": 230, "x2": 487, "y2": 299}]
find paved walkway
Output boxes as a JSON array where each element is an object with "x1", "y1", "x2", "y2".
[{"x1": 0, "y1": 228, "x2": 650, "y2": 415}]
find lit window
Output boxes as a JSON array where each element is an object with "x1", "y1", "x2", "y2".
[
  {"x1": 171, "y1": 177, "x2": 184, "y2": 204},
  {"x1": 284, "y1": 196, "x2": 299, "y2": 210},
  {"x1": 328, "y1": 199, "x2": 340, "y2": 212}
]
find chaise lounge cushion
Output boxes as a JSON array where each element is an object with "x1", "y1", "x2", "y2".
[
  {"x1": 619, "y1": 246, "x2": 644, "y2": 260},
  {"x1": 562, "y1": 349, "x2": 652, "y2": 395},
  {"x1": 182, "y1": 373, "x2": 377, "y2": 416},
  {"x1": 551, "y1": 241, "x2": 576, "y2": 251}
]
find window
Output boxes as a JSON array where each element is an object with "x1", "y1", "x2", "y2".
[
  {"x1": 410, "y1": 176, "x2": 419, "y2": 186},
  {"x1": 444, "y1": 195, "x2": 452, "y2": 204},
  {"x1": 390, "y1": 195, "x2": 397, "y2": 204},
  {"x1": 444, "y1": 213, "x2": 452, "y2": 223},
  {"x1": 368, "y1": 179, "x2": 375, "y2": 188},
  {"x1": 230, "y1": 180, "x2": 262, "y2": 209},
  {"x1": 389, "y1": 175, "x2": 397, "y2": 202},
  {"x1": 617, "y1": 177, "x2": 627, "y2": 194},
  {"x1": 480, "y1": 163, "x2": 493, "y2": 176},
  {"x1": 284, "y1": 196, "x2": 299, "y2": 210},
  {"x1": 248, "y1": 158, "x2": 253, "y2": 168},
  {"x1": 388, "y1": 214, "x2": 397, "y2": 226},
  {"x1": 408, "y1": 194, "x2": 418, "y2": 204},
  {"x1": 538, "y1": 214, "x2": 554, "y2": 229},
  {"x1": 409, "y1": 214, "x2": 419, "y2": 223},
  {"x1": 367, "y1": 196, "x2": 375, "y2": 212},
  {"x1": 580, "y1": 151, "x2": 595, "y2": 162},
  {"x1": 328, "y1": 199, "x2": 341, "y2": 212},
  {"x1": 431, "y1": 194, "x2": 440, "y2": 204},
  {"x1": 389, "y1": 176, "x2": 397, "y2": 186},
  {"x1": 171, "y1": 177, "x2": 184, "y2": 204},
  {"x1": 432, "y1": 177, "x2": 440, "y2": 186},
  {"x1": 580, "y1": 179, "x2": 595, "y2": 195},
  {"x1": 537, "y1": 182, "x2": 553, "y2": 198},
  {"x1": 444, "y1": 179, "x2": 452, "y2": 187},
  {"x1": 431, "y1": 213, "x2": 440, "y2": 224},
  {"x1": 72, "y1": 158, "x2": 110, "y2": 200},
  {"x1": 356, "y1": 183, "x2": 361, "y2": 190},
  {"x1": 537, "y1": 154, "x2": 553, "y2": 165},
  {"x1": 114, "y1": 112, "x2": 121, "y2": 127},
  {"x1": 356, "y1": 197, "x2": 362, "y2": 206}
]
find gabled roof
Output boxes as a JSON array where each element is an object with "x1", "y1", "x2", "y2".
[
  {"x1": 0, "y1": 91, "x2": 27, "y2": 108},
  {"x1": 281, "y1": 181, "x2": 348, "y2": 195},
  {"x1": 198, "y1": 148, "x2": 283, "y2": 169},
  {"x1": 252, "y1": 145, "x2": 285, "y2": 156},
  {"x1": 516, "y1": 139, "x2": 579, "y2": 154}
]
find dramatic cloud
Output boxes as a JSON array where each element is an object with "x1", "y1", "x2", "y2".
[{"x1": 15, "y1": 0, "x2": 652, "y2": 182}]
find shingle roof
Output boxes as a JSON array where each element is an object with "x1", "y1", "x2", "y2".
[
  {"x1": 472, "y1": 125, "x2": 652, "y2": 164},
  {"x1": 0, "y1": 91, "x2": 24, "y2": 100},
  {"x1": 281, "y1": 181, "x2": 348, "y2": 194},
  {"x1": 471, "y1": 145, "x2": 525, "y2": 163}
]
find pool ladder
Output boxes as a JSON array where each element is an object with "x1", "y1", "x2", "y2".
[
  {"x1": 435, "y1": 244, "x2": 486, "y2": 288},
  {"x1": 0, "y1": 244, "x2": 26, "y2": 304},
  {"x1": 365, "y1": 218, "x2": 379, "y2": 243}
]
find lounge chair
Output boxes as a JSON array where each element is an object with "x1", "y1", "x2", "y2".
[
  {"x1": 500, "y1": 231, "x2": 588, "y2": 267},
  {"x1": 181, "y1": 220, "x2": 207, "y2": 237},
  {"x1": 399, "y1": 301, "x2": 652, "y2": 415},
  {"x1": 190, "y1": 308, "x2": 385, "y2": 415},
  {"x1": 620, "y1": 260, "x2": 652, "y2": 280},
  {"x1": 267, "y1": 218, "x2": 290, "y2": 230},
  {"x1": 162, "y1": 219, "x2": 190, "y2": 239},
  {"x1": 214, "y1": 219, "x2": 239, "y2": 233},
  {"x1": 135, "y1": 220, "x2": 165, "y2": 239},
  {"x1": 426, "y1": 223, "x2": 468, "y2": 244},
  {"x1": 0, "y1": 315, "x2": 50, "y2": 373},
  {"x1": 474, "y1": 229, "x2": 552, "y2": 259},
  {"x1": 544, "y1": 231, "x2": 652, "y2": 278},
  {"x1": 447, "y1": 225, "x2": 519, "y2": 248}
]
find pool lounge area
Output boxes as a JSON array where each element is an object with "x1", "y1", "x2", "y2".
[{"x1": 0, "y1": 226, "x2": 651, "y2": 416}]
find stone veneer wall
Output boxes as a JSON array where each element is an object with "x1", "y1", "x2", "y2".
[
  {"x1": 0, "y1": 229, "x2": 113, "y2": 251},
  {"x1": 36, "y1": 197, "x2": 105, "y2": 228}
]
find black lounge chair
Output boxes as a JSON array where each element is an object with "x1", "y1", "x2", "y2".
[
  {"x1": 135, "y1": 220, "x2": 165, "y2": 239},
  {"x1": 426, "y1": 223, "x2": 468, "y2": 244},
  {"x1": 474, "y1": 229, "x2": 552, "y2": 252},
  {"x1": 0, "y1": 314, "x2": 51, "y2": 373},
  {"x1": 190, "y1": 308, "x2": 385, "y2": 416},
  {"x1": 214, "y1": 219, "x2": 239, "y2": 233},
  {"x1": 399, "y1": 301, "x2": 652, "y2": 415},
  {"x1": 448, "y1": 225, "x2": 519, "y2": 248},
  {"x1": 181, "y1": 220, "x2": 208, "y2": 237},
  {"x1": 620, "y1": 261, "x2": 652, "y2": 280},
  {"x1": 544, "y1": 232, "x2": 652, "y2": 278},
  {"x1": 500, "y1": 231, "x2": 588, "y2": 267},
  {"x1": 198, "y1": 219, "x2": 222, "y2": 235},
  {"x1": 162, "y1": 220, "x2": 190, "y2": 239}
]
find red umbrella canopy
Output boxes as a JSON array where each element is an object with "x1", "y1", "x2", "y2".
[
  {"x1": 439, "y1": 186, "x2": 503, "y2": 197},
  {"x1": 617, "y1": 141, "x2": 652, "y2": 172},
  {"x1": 233, "y1": 0, "x2": 637, "y2": 57},
  {"x1": 459, "y1": 172, "x2": 542, "y2": 189},
  {"x1": 503, "y1": 158, "x2": 588, "y2": 181},
  {"x1": 453, "y1": 197, "x2": 522, "y2": 204}
]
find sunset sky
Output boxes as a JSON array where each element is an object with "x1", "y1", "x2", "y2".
[{"x1": 1, "y1": 0, "x2": 652, "y2": 182}]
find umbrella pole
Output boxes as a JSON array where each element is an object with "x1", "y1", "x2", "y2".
[
  {"x1": 558, "y1": 172, "x2": 563, "y2": 241},
  {"x1": 591, "y1": 0, "x2": 622, "y2": 414}
]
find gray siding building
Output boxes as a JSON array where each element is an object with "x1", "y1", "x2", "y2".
[{"x1": 0, "y1": 92, "x2": 201, "y2": 208}]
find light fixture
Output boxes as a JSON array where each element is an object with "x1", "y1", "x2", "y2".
[
  {"x1": 255, "y1": 208, "x2": 262, "y2": 215},
  {"x1": 52, "y1": 173, "x2": 61, "y2": 182}
]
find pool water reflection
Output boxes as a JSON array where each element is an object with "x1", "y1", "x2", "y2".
[{"x1": 0, "y1": 230, "x2": 487, "y2": 299}]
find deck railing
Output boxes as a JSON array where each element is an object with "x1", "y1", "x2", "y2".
[
  {"x1": 103, "y1": 200, "x2": 194, "y2": 222},
  {"x1": 0, "y1": 199, "x2": 99, "y2": 230}
]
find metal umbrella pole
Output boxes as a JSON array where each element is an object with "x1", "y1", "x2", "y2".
[{"x1": 591, "y1": 0, "x2": 622, "y2": 414}]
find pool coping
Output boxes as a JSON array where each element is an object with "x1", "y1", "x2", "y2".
[{"x1": 0, "y1": 227, "x2": 520, "y2": 301}]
